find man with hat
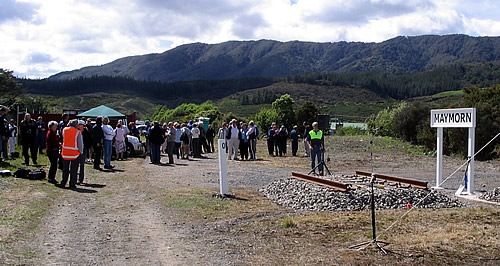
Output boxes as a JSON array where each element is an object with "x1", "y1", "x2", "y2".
[
  {"x1": 59, "y1": 119, "x2": 83, "y2": 189},
  {"x1": 306, "y1": 122, "x2": 324, "y2": 176}
]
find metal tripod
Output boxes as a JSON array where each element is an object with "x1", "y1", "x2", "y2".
[
  {"x1": 349, "y1": 130, "x2": 390, "y2": 253},
  {"x1": 308, "y1": 148, "x2": 332, "y2": 176},
  {"x1": 348, "y1": 174, "x2": 390, "y2": 253}
]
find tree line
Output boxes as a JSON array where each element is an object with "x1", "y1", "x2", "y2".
[
  {"x1": 368, "y1": 84, "x2": 500, "y2": 160},
  {"x1": 18, "y1": 61, "x2": 500, "y2": 103},
  {"x1": 282, "y1": 62, "x2": 500, "y2": 100}
]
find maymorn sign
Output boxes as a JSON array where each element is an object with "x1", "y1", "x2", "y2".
[
  {"x1": 430, "y1": 107, "x2": 476, "y2": 194},
  {"x1": 431, "y1": 108, "x2": 476, "y2": 128}
]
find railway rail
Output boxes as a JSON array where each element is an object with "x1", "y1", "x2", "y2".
[{"x1": 355, "y1": 170, "x2": 428, "y2": 189}]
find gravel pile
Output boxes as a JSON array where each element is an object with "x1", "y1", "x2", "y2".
[
  {"x1": 479, "y1": 187, "x2": 500, "y2": 203},
  {"x1": 261, "y1": 178, "x2": 465, "y2": 212}
]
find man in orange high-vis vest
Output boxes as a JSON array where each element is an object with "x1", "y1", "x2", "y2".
[{"x1": 58, "y1": 119, "x2": 83, "y2": 189}]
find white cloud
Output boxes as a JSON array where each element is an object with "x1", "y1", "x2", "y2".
[{"x1": 0, "y1": 0, "x2": 499, "y2": 78}]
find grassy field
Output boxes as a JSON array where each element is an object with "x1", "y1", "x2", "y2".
[
  {"x1": 432, "y1": 90, "x2": 464, "y2": 97},
  {"x1": 218, "y1": 82, "x2": 395, "y2": 120}
]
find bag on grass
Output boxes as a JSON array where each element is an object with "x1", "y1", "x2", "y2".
[
  {"x1": 14, "y1": 168, "x2": 31, "y2": 178},
  {"x1": 27, "y1": 169, "x2": 46, "y2": 180},
  {"x1": 14, "y1": 168, "x2": 46, "y2": 180}
]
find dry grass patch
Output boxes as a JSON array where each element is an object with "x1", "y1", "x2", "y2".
[
  {"x1": 226, "y1": 208, "x2": 500, "y2": 265},
  {"x1": 158, "y1": 187, "x2": 284, "y2": 222}
]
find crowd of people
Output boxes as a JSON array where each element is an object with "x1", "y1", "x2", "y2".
[
  {"x1": 1, "y1": 103, "x2": 326, "y2": 184},
  {"x1": 0, "y1": 106, "x2": 143, "y2": 189},
  {"x1": 144, "y1": 120, "x2": 216, "y2": 164}
]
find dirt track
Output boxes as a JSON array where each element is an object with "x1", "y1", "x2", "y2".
[{"x1": 2, "y1": 136, "x2": 500, "y2": 264}]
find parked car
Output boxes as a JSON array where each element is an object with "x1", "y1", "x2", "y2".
[
  {"x1": 112, "y1": 135, "x2": 146, "y2": 158},
  {"x1": 126, "y1": 135, "x2": 145, "y2": 157}
]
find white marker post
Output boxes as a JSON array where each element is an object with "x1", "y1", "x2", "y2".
[
  {"x1": 218, "y1": 139, "x2": 228, "y2": 195},
  {"x1": 430, "y1": 108, "x2": 476, "y2": 194}
]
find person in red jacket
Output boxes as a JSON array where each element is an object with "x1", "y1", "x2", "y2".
[{"x1": 46, "y1": 121, "x2": 60, "y2": 184}]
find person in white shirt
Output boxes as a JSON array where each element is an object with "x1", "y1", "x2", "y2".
[
  {"x1": 102, "y1": 117, "x2": 115, "y2": 169},
  {"x1": 191, "y1": 123, "x2": 201, "y2": 158},
  {"x1": 8, "y1": 119, "x2": 17, "y2": 156},
  {"x1": 114, "y1": 120, "x2": 127, "y2": 161},
  {"x1": 227, "y1": 119, "x2": 240, "y2": 160}
]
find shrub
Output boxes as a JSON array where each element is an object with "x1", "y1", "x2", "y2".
[{"x1": 335, "y1": 126, "x2": 366, "y2": 136}]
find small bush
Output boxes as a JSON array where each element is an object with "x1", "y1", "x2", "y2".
[
  {"x1": 335, "y1": 126, "x2": 366, "y2": 136},
  {"x1": 280, "y1": 216, "x2": 297, "y2": 228}
]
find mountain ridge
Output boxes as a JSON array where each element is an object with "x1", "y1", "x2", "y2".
[{"x1": 49, "y1": 34, "x2": 500, "y2": 82}]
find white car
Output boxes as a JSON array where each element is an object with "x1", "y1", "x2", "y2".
[{"x1": 126, "y1": 135, "x2": 145, "y2": 157}]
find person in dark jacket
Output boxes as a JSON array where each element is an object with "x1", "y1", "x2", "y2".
[
  {"x1": 290, "y1": 125, "x2": 299, "y2": 156},
  {"x1": 149, "y1": 121, "x2": 164, "y2": 164},
  {"x1": 199, "y1": 123, "x2": 209, "y2": 154},
  {"x1": 273, "y1": 126, "x2": 282, "y2": 156},
  {"x1": 206, "y1": 124, "x2": 215, "y2": 153},
  {"x1": 36, "y1": 116, "x2": 46, "y2": 154},
  {"x1": 239, "y1": 123, "x2": 249, "y2": 160},
  {"x1": 46, "y1": 121, "x2": 60, "y2": 184},
  {"x1": 0, "y1": 105, "x2": 9, "y2": 161},
  {"x1": 267, "y1": 123, "x2": 276, "y2": 157},
  {"x1": 78, "y1": 120, "x2": 93, "y2": 184},
  {"x1": 92, "y1": 116, "x2": 104, "y2": 170},
  {"x1": 279, "y1": 125, "x2": 288, "y2": 156},
  {"x1": 20, "y1": 113, "x2": 38, "y2": 165}
]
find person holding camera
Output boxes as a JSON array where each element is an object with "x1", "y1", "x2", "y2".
[{"x1": 306, "y1": 122, "x2": 324, "y2": 176}]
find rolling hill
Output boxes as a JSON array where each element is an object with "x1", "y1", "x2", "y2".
[{"x1": 49, "y1": 34, "x2": 500, "y2": 82}]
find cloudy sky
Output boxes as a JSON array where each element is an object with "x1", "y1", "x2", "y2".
[{"x1": 1, "y1": 0, "x2": 499, "y2": 78}]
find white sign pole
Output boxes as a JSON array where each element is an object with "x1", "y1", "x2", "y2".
[
  {"x1": 467, "y1": 127, "x2": 475, "y2": 194},
  {"x1": 430, "y1": 108, "x2": 476, "y2": 194},
  {"x1": 433, "y1": 127, "x2": 444, "y2": 189},
  {"x1": 218, "y1": 139, "x2": 228, "y2": 195}
]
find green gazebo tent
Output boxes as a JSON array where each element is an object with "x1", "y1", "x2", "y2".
[{"x1": 76, "y1": 105, "x2": 126, "y2": 119}]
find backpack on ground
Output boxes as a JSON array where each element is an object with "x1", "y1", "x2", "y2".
[
  {"x1": 14, "y1": 168, "x2": 46, "y2": 180},
  {"x1": 14, "y1": 168, "x2": 31, "y2": 179},
  {"x1": 27, "y1": 169, "x2": 46, "y2": 180}
]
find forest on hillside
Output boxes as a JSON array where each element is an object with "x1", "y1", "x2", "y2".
[{"x1": 19, "y1": 61, "x2": 500, "y2": 105}]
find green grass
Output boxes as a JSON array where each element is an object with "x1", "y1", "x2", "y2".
[
  {"x1": 164, "y1": 189, "x2": 230, "y2": 219},
  {"x1": 217, "y1": 99, "x2": 271, "y2": 118},
  {"x1": 432, "y1": 90, "x2": 464, "y2": 97},
  {"x1": 0, "y1": 146, "x2": 63, "y2": 264},
  {"x1": 373, "y1": 136, "x2": 428, "y2": 155},
  {"x1": 324, "y1": 101, "x2": 395, "y2": 122},
  {"x1": 279, "y1": 216, "x2": 297, "y2": 228},
  {"x1": 0, "y1": 145, "x2": 51, "y2": 172},
  {"x1": 326, "y1": 135, "x2": 428, "y2": 156}
]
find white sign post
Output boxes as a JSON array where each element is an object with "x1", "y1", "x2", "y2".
[
  {"x1": 430, "y1": 108, "x2": 476, "y2": 194},
  {"x1": 218, "y1": 139, "x2": 228, "y2": 195}
]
